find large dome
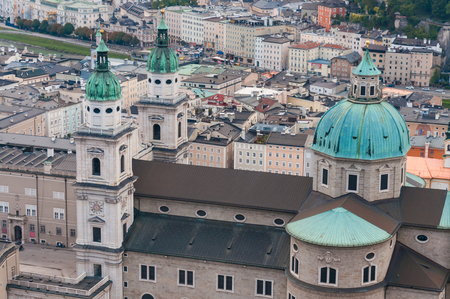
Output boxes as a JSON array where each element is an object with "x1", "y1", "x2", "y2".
[
  {"x1": 311, "y1": 99, "x2": 410, "y2": 160},
  {"x1": 85, "y1": 71, "x2": 122, "y2": 101},
  {"x1": 146, "y1": 47, "x2": 179, "y2": 73}
]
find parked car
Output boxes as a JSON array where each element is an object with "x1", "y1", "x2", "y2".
[
  {"x1": 387, "y1": 84, "x2": 394, "y2": 87},
  {"x1": 422, "y1": 87, "x2": 430, "y2": 91},
  {"x1": 406, "y1": 86, "x2": 414, "y2": 90},
  {"x1": 436, "y1": 89, "x2": 444, "y2": 92}
]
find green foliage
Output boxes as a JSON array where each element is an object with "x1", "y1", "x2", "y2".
[
  {"x1": 63, "y1": 23, "x2": 74, "y2": 35},
  {"x1": 31, "y1": 19, "x2": 40, "y2": 31},
  {"x1": 16, "y1": 19, "x2": 24, "y2": 29},
  {"x1": 39, "y1": 20, "x2": 48, "y2": 33},
  {"x1": 24, "y1": 20, "x2": 33, "y2": 30},
  {"x1": 430, "y1": 68, "x2": 440, "y2": 85},
  {"x1": 151, "y1": 0, "x2": 197, "y2": 8},
  {"x1": 131, "y1": 36, "x2": 140, "y2": 45}
]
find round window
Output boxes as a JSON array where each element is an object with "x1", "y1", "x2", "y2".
[
  {"x1": 87, "y1": 106, "x2": 90, "y2": 112},
  {"x1": 274, "y1": 218, "x2": 285, "y2": 226},
  {"x1": 196, "y1": 210, "x2": 207, "y2": 218},
  {"x1": 416, "y1": 235, "x2": 428, "y2": 243},
  {"x1": 148, "y1": 78, "x2": 151, "y2": 83},
  {"x1": 159, "y1": 206, "x2": 169, "y2": 213},
  {"x1": 365, "y1": 252, "x2": 375, "y2": 261},
  {"x1": 234, "y1": 214, "x2": 245, "y2": 222},
  {"x1": 293, "y1": 244, "x2": 298, "y2": 252},
  {"x1": 93, "y1": 108, "x2": 100, "y2": 114},
  {"x1": 106, "y1": 108, "x2": 113, "y2": 114},
  {"x1": 166, "y1": 79, "x2": 172, "y2": 84},
  {"x1": 116, "y1": 106, "x2": 120, "y2": 112},
  {"x1": 175, "y1": 78, "x2": 178, "y2": 83},
  {"x1": 155, "y1": 79, "x2": 161, "y2": 84}
]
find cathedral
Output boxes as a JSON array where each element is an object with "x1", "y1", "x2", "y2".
[{"x1": 4, "y1": 11, "x2": 450, "y2": 299}]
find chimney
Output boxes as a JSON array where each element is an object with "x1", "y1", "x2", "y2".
[
  {"x1": 425, "y1": 142, "x2": 430, "y2": 158},
  {"x1": 69, "y1": 137, "x2": 74, "y2": 144},
  {"x1": 51, "y1": 136, "x2": 56, "y2": 142},
  {"x1": 43, "y1": 161, "x2": 52, "y2": 174},
  {"x1": 237, "y1": 105, "x2": 242, "y2": 112},
  {"x1": 426, "y1": 131, "x2": 431, "y2": 137},
  {"x1": 47, "y1": 148, "x2": 54, "y2": 158}
]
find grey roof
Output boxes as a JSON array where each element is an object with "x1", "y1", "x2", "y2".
[
  {"x1": 410, "y1": 135, "x2": 445, "y2": 149},
  {"x1": 0, "y1": 108, "x2": 45, "y2": 130},
  {"x1": 266, "y1": 132, "x2": 309, "y2": 147},
  {"x1": 253, "y1": 0, "x2": 281, "y2": 9},
  {"x1": 249, "y1": 123, "x2": 289, "y2": 133},
  {"x1": 193, "y1": 122, "x2": 242, "y2": 146},
  {"x1": 399, "y1": 107, "x2": 449, "y2": 125},
  {"x1": 0, "y1": 133, "x2": 76, "y2": 151},
  {"x1": 393, "y1": 37, "x2": 439, "y2": 47},
  {"x1": 34, "y1": 63, "x2": 75, "y2": 76},
  {"x1": 132, "y1": 160, "x2": 313, "y2": 213},
  {"x1": 301, "y1": 2, "x2": 320, "y2": 10},
  {"x1": 0, "y1": 79, "x2": 18, "y2": 87},
  {"x1": 333, "y1": 52, "x2": 361, "y2": 64},
  {"x1": 124, "y1": 212, "x2": 290, "y2": 269},
  {"x1": 13, "y1": 67, "x2": 48, "y2": 78}
]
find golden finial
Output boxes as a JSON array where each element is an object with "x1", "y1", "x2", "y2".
[
  {"x1": 366, "y1": 32, "x2": 370, "y2": 48},
  {"x1": 100, "y1": 22, "x2": 104, "y2": 33},
  {"x1": 161, "y1": 8, "x2": 165, "y2": 14}
]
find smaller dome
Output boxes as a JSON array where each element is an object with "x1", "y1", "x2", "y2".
[
  {"x1": 85, "y1": 71, "x2": 122, "y2": 101},
  {"x1": 147, "y1": 47, "x2": 179, "y2": 73}
]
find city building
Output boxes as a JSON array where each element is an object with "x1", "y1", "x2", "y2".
[
  {"x1": 400, "y1": 106, "x2": 449, "y2": 137},
  {"x1": 181, "y1": 9, "x2": 215, "y2": 45},
  {"x1": 384, "y1": 48, "x2": 411, "y2": 85},
  {"x1": 334, "y1": 28, "x2": 361, "y2": 53},
  {"x1": 318, "y1": 1, "x2": 347, "y2": 31},
  {"x1": 300, "y1": 32, "x2": 335, "y2": 44},
  {"x1": 362, "y1": 44, "x2": 387, "y2": 80},
  {"x1": 331, "y1": 52, "x2": 361, "y2": 79},
  {"x1": 204, "y1": 16, "x2": 227, "y2": 51},
  {"x1": 266, "y1": 132, "x2": 308, "y2": 175},
  {"x1": 254, "y1": 34, "x2": 291, "y2": 71},
  {"x1": 0, "y1": 105, "x2": 46, "y2": 136},
  {"x1": 410, "y1": 49, "x2": 434, "y2": 87},
  {"x1": 408, "y1": 135, "x2": 445, "y2": 159},
  {"x1": 288, "y1": 41, "x2": 320, "y2": 73},
  {"x1": 319, "y1": 43, "x2": 352, "y2": 60},
  {"x1": 181, "y1": 73, "x2": 242, "y2": 96}
]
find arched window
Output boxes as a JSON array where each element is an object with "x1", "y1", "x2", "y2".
[
  {"x1": 153, "y1": 124, "x2": 161, "y2": 140},
  {"x1": 319, "y1": 266, "x2": 337, "y2": 286},
  {"x1": 178, "y1": 122, "x2": 181, "y2": 138},
  {"x1": 92, "y1": 158, "x2": 101, "y2": 176},
  {"x1": 141, "y1": 295, "x2": 154, "y2": 299},
  {"x1": 120, "y1": 155, "x2": 125, "y2": 173},
  {"x1": 362, "y1": 265, "x2": 376, "y2": 284}
]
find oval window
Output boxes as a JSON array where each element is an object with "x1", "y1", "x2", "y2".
[
  {"x1": 293, "y1": 244, "x2": 298, "y2": 252},
  {"x1": 155, "y1": 79, "x2": 161, "y2": 84},
  {"x1": 234, "y1": 214, "x2": 245, "y2": 222},
  {"x1": 175, "y1": 78, "x2": 178, "y2": 83},
  {"x1": 87, "y1": 106, "x2": 90, "y2": 112},
  {"x1": 159, "y1": 206, "x2": 169, "y2": 213},
  {"x1": 166, "y1": 79, "x2": 172, "y2": 84},
  {"x1": 365, "y1": 252, "x2": 375, "y2": 261},
  {"x1": 148, "y1": 78, "x2": 152, "y2": 83},
  {"x1": 274, "y1": 218, "x2": 285, "y2": 226},
  {"x1": 106, "y1": 108, "x2": 113, "y2": 114},
  {"x1": 196, "y1": 210, "x2": 207, "y2": 218},
  {"x1": 116, "y1": 106, "x2": 120, "y2": 111},
  {"x1": 93, "y1": 108, "x2": 100, "y2": 114},
  {"x1": 416, "y1": 235, "x2": 428, "y2": 243}
]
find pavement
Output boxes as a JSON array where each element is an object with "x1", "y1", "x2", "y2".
[{"x1": 19, "y1": 243, "x2": 77, "y2": 278}]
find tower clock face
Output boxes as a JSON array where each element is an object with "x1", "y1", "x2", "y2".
[
  {"x1": 93, "y1": 54, "x2": 97, "y2": 59},
  {"x1": 90, "y1": 201, "x2": 104, "y2": 215}
]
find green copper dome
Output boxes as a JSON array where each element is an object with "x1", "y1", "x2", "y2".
[
  {"x1": 352, "y1": 46, "x2": 381, "y2": 76},
  {"x1": 85, "y1": 39, "x2": 122, "y2": 102},
  {"x1": 311, "y1": 99, "x2": 410, "y2": 160},
  {"x1": 146, "y1": 12, "x2": 179, "y2": 73}
]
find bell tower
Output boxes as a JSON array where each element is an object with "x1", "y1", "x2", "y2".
[
  {"x1": 136, "y1": 9, "x2": 189, "y2": 163},
  {"x1": 73, "y1": 38, "x2": 138, "y2": 298}
]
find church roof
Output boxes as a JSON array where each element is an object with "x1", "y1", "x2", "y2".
[
  {"x1": 124, "y1": 212, "x2": 290, "y2": 269},
  {"x1": 311, "y1": 99, "x2": 410, "y2": 160},
  {"x1": 132, "y1": 160, "x2": 312, "y2": 213},
  {"x1": 96, "y1": 39, "x2": 109, "y2": 53},
  {"x1": 286, "y1": 194, "x2": 400, "y2": 247},
  {"x1": 352, "y1": 47, "x2": 381, "y2": 76}
]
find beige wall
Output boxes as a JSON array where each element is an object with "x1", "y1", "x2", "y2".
[
  {"x1": 165, "y1": 10, "x2": 183, "y2": 40},
  {"x1": 300, "y1": 33, "x2": 335, "y2": 44},
  {"x1": 289, "y1": 45, "x2": 320, "y2": 73},
  {"x1": 410, "y1": 51, "x2": 433, "y2": 87},
  {"x1": 266, "y1": 144, "x2": 304, "y2": 175},
  {"x1": 123, "y1": 251, "x2": 287, "y2": 299},
  {"x1": 0, "y1": 113, "x2": 46, "y2": 136},
  {"x1": 384, "y1": 51, "x2": 410, "y2": 85},
  {"x1": 189, "y1": 142, "x2": 228, "y2": 168},
  {"x1": 386, "y1": 286, "x2": 443, "y2": 299},
  {"x1": 320, "y1": 46, "x2": 352, "y2": 60},
  {"x1": 0, "y1": 243, "x2": 19, "y2": 299}
]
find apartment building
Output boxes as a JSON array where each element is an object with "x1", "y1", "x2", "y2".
[
  {"x1": 410, "y1": 49, "x2": 434, "y2": 87},
  {"x1": 234, "y1": 131, "x2": 266, "y2": 171},
  {"x1": 181, "y1": 9, "x2": 215, "y2": 45},
  {"x1": 266, "y1": 132, "x2": 308, "y2": 175},
  {"x1": 362, "y1": 44, "x2": 386, "y2": 78},
  {"x1": 29, "y1": 0, "x2": 108, "y2": 29},
  {"x1": 390, "y1": 37, "x2": 442, "y2": 54},
  {"x1": 189, "y1": 122, "x2": 241, "y2": 168},
  {"x1": 300, "y1": 32, "x2": 335, "y2": 44},
  {"x1": 408, "y1": 135, "x2": 445, "y2": 159},
  {"x1": 288, "y1": 41, "x2": 320, "y2": 73},
  {"x1": 182, "y1": 73, "x2": 242, "y2": 96},
  {"x1": 0, "y1": 105, "x2": 46, "y2": 136},
  {"x1": 384, "y1": 49, "x2": 411, "y2": 85},
  {"x1": 165, "y1": 8, "x2": 186, "y2": 42},
  {"x1": 225, "y1": 18, "x2": 285, "y2": 64},
  {"x1": 204, "y1": 17, "x2": 228, "y2": 52},
  {"x1": 254, "y1": 35, "x2": 291, "y2": 71},
  {"x1": 320, "y1": 44, "x2": 352, "y2": 60},
  {"x1": 318, "y1": 2, "x2": 346, "y2": 31},
  {"x1": 334, "y1": 29, "x2": 361, "y2": 53},
  {"x1": 331, "y1": 52, "x2": 361, "y2": 79}
]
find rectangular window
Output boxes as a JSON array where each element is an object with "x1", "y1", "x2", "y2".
[
  {"x1": 29, "y1": 224, "x2": 35, "y2": 232},
  {"x1": 26, "y1": 205, "x2": 36, "y2": 216},
  {"x1": 140, "y1": 265, "x2": 156, "y2": 281},
  {"x1": 322, "y1": 168, "x2": 328, "y2": 186},
  {"x1": 401, "y1": 168, "x2": 404, "y2": 184},
  {"x1": 256, "y1": 279, "x2": 273, "y2": 297},
  {"x1": 348, "y1": 174, "x2": 358, "y2": 191},
  {"x1": 0, "y1": 202, "x2": 9, "y2": 213},
  {"x1": 25, "y1": 188, "x2": 36, "y2": 196},
  {"x1": 56, "y1": 227, "x2": 62, "y2": 235},
  {"x1": 370, "y1": 86, "x2": 375, "y2": 95},
  {"x1": 53, "y1": 192, "x2": 64, "y2": 199},
  {"x1": 360, "y1": 85, "x2": 366, "y2": 96},
  {"x1": 380, "y1": 174, "x2": 388, "y2": 191},
  {"x1": 178, "y1": 269, "x2": 194, "y2": 287},
  {"x1": 217, "y1": 274, "x2": 233, "y2": 292},
  {"x1": 288, "y1": 294, "x2": 296, "y2": 299},
  {"x1": 93, "y1": 227, "x2": 101, "y2": 243},
  {"x1": 363, "y1": 265, "x2": 376, "y2": 283},
  {"x1": 70, "y1": 229, "x2": 76, "y2": 237},
  {"x1": 0, "y1": 186, "x2": 8, "y2": 193},
  {"x1": 319, "y1": 267, "x2": 337, "y2": 285},
  {"x1": 291, "y1": 256, "x2": 299, "y2": 275},
  {"x1": 40, "y1": 225, "x2": 45, "y2": 233},
  {"x1": 2, "y1": 220, "x2": 6, "y2": 228},
  {"x1": 53, "y1": 208, "x2": 65, "y2": 220}
]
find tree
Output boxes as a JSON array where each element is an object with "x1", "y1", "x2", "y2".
[
  {"x1": 122, "y1": 34, "x2": 132, "y2": 45},
  {"x1": 108, "y1": 31, "x2": 119, "y2": 43},
  {"x1": 430, "y1": 68, "x2": 440, "y2": 85},
  {"x1": 74, "y1": 26, "x2": 88, "y2": 38},
  {"x1": 57, "y1": 26, "x2": 65, "y2": 36},
  {"x1": 39, "y1": 20, "x2": 48, "y2": 33},
  {"x1": 16, "y1": 19, "x2": 24, "y2": 29},
  {"x1": 24, "y1": 20, "x2": 33, "y2": 30},
  {"x1": 63, "y1": 23, "x2": 74, "y2": 35},
  {"x1": 31, "y1": 19, "x2": 40, "y2": 31},
  {"x1": 85, "y1": 29, "x2": 94, "y2": 41},
  {"x1": 131, "y1": 36, "x2": 140, "y2": 46},
  {"x1": 446, "y1": 2, "x2": 450, "y2": 15},
  {"x1": 432, "y1": 0, "x2": 448, "y2": 19},
  {"x1": 115, "y1": 31, "x2": 126, "y2": 44}
]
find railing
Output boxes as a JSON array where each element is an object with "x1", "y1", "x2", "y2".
[
  {"x1": 77, "y1": 122, "x2": 133, "y2": 136},
  {"x1": 8, "y1": 273, "x2": 109, "y2": 296},
  {"x1": 140, "y1": 93, "x2": 186, "y2": 105},
  {"x1": 18, "y1": 271, "x2": 86, "y2": 284}
]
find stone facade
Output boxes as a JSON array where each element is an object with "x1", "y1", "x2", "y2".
[
  {"x1": 287, "y1": 280, "x2": 385, "y2": 299},
  {"x1": 123, "y1": 252, "x2": 286, "y2": 299},
  {"x1": 386, "y1": 286, "x2": 444, "y2": 299},
  {"x1": 313, "y1": 152, "x2": 407, "y2": 202}
]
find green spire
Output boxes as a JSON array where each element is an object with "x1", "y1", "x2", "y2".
[
  {"x1": 95, "y1": 38, "x2": 110, "y2": 72},
  {"x1": 156, "y1": 10, "x2": 169, "y2": 47},
  {"x1": 96, "y1": 38, "x2": 109, "y2": 53},
  {"x1": 352, "y1": 44, "x2": 381, "y2": 76}
]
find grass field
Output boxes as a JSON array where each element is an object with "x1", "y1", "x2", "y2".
[
  {"x1": 443, "y1": 99, "x2": 450, "y2": 109},
  {"x1": 0, "y1": 33, "x2": 130, "y2": 59}
]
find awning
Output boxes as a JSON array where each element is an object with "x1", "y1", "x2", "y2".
[{"x1": 217, "y1": 51, "x2": 223, "y2": 55}]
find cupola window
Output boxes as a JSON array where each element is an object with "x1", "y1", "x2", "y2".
[
  {"x1": 116, "y1": 106, "x2": 120, "y2": 112},
  {"x1": 362, "y1": 265, "x2": 376, "y2": 284},
  {"x1": 370, "y1": 86, "x2": 375, "y2": 96},
  {"x1": 380, "y1": 174, "x2": 389, "y2": 191},
  {"x1": 347, "y1": 174, "x2": 358, "y2": 192},
  {"x1": 155, "y1": 79, "x2": 161, "y2": 85},
  {"x1": 319, "y1": 267, "x2": 337, "y2": 286},
  {"x1": 234, "y1": 214, "x2": 245, "y2": 222},
  {"x1": 178, "y1": 122, "x2": 182, "y2": 138},
  {"x1": 92, "y1": 158, "x2": 101, "y2": 176},
  {"x1": 321, "y1": 168, "x2": 328, "y2": 186},
  {"x1": 106, "y1": 108, "x2": 113, "y2": 114},
  {"x1": 360, "y1": 86, "x2": 366, "y2": 96},
  {"x1": 159, "y1": 206, "x2": 169, "y2": 213},
  {"x1": 153, "y1": 124, "x2": 161, "y2": 140},
  {"x1": 196, "y1": 210, "x2": 207, "y2": 218},
  {"x1": 120, "y1": 155, "x2": 125, "y2": 173},
  {"x1": 166, "y1": 79, "x2": 172, "y2": 84},
  {"x1": 94, "y1": 108, "x2": 100, "y2": 114},
  {"x1": 291, "y1": 256, "x2": 299, "y2": 275}
]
